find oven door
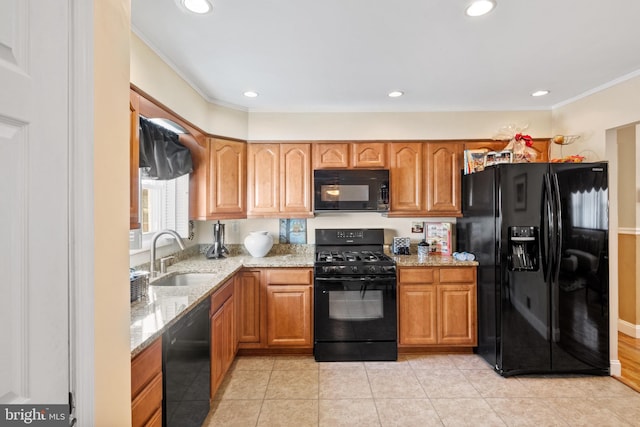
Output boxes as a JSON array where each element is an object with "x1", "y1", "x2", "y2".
[{"x1": 314, "y1": 276, "x2": 397, "y2": 342}]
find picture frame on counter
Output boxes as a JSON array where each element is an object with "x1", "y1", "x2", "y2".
[{"x1": 279, "y1": 219, "x2": 307, "y2": 244}]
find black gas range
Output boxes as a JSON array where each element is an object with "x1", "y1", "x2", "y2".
[{"x1": 313, "y1": 228, "x2": 397, "y2": 362}]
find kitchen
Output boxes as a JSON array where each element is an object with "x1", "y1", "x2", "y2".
[{"x1": 3, "y1": 1, "x2": 640, "y2": 426}]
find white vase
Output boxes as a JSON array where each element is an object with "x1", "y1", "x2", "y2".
[{"x1": 243, "y1": 231, "x2": 274, "y2": 257}]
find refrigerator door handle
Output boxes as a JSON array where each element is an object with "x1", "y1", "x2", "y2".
[
  {"x1": 543, "y1": 173, "x2": 555, "y2": 283},
  {"x1": 551, "y1": 172, "x2": 563, "y2": 282}
]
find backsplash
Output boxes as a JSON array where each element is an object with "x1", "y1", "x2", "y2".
[{"x1": 199, "y1": 243, "x2": 315, "y2": 256}]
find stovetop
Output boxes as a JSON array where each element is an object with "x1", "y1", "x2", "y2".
[
  {"x1": 314, "y1": 228, "x2": 396, "y2": 277},
  {"x1": 316, "y1": 250, "x2": 393, "y2": 264}
]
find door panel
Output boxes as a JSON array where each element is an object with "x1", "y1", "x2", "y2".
[{"x1": 0, "y1": 0, "x2": 69, "y2": 403}]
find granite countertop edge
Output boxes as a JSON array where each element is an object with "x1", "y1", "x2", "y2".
[{"x1": 130, "y1": 252, "x2": 477, "y2": 356}]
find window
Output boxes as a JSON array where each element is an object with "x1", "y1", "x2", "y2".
[
  {"x1": 570, "y1": 188, "x2": 608, "y2": 230},
  {"x1": 130, "y1": 173, "x2": 190, "y2": 251}
]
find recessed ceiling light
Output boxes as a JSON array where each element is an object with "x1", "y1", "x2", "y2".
[
  {"x1": 388, "y1": 91, "x2": 404, "y2": 98},
  {"x1": 182, "y1": 0, "x2": 212, "y2": 14},
  {"x1": 243, "y1": 91, "x2": 259, "y2": 98},
  {"x1": 531, "y1": 90, "x2": 550, "y2": 97},
  {"x1": 465, "y1": 0, "x2": 496, "y2": 17}
]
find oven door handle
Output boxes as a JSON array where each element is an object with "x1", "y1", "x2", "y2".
[{"x1": 314, "y1": 276, "x2": 395, "y2": 282}]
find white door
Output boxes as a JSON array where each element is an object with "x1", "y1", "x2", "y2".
[{"x1": 0, "y1": 0, "x2": 70, "y2": 404}]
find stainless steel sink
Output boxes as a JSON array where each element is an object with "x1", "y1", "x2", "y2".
[{"x1": 150, "y1": 273, "x2": 216, "y2": 287}]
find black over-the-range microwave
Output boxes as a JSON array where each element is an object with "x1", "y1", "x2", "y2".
[{"x1": 313, "y1": 169, "x2": 389, "y2": 212}]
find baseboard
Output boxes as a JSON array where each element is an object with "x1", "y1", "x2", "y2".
[
  {"x1": 618, "y1": 319, "x2": 640, "y2": 338},
  {"x1": 610, "y1": 359, "x2": 622, "y2": 377}
]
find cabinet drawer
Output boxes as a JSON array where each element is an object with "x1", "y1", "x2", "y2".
[
  {"x1": 131, "y1": 338, "x2": 162, "y2": 398},
  {"x1": 439, "y1": 267, "x2": 475, "y2": 283},
  {"x1": 131, "y1": 372, "x2": 162, "y2": 427},
  {"x1": 399, "y1": 268, "x2": 435, "y2": 284},
  {"x1": 265, "y1": 269, "x2": 312, "y2": 285},
  {"x1": 211, "y1": 277, "x2": 234, "y2": 314}
]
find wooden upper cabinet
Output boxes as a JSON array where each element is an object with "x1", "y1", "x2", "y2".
[
  {"x1": 207, "y1": 138, "x2": 246, "y2": 218},
  {"x1": 351, "y1": 142, "x2": 387, "y2": 168},
  {"x1": 247, "y1": 143, "x2": 312, "y2": 218},
  {"x1": 426, "y1": 142, "x2": 461, "y2": 216},
  {"x1": 247, "y1": 143, "x2": 280, "y2": 216},
  {"x1": 389, "y1": 142, "x2": 424, "y2": 214},
  {"x1": 280, "y1": 144, "x2": 312, "y2": 215},
  {"x1": 528, "y1": 140, "x2": 549, "y2": 162},
  {"x1": 129, "y1": 90, "x2": 140, "y2": 230},
  {"x1": 463, "y1": 139, "x2": 549, "y2": 163},
  {"x1": 313, "y1": 143, "x2": 349, "y2": 169},
  {"x1": 313, "y1": 142, "x2": 387, "y2": 169}
]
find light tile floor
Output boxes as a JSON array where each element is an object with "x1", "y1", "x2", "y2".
[{"x1": 203, "y1": 354, "x2": 640, "y2": 426}]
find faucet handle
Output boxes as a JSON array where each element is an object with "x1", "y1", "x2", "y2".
[{"x1": 159, "y1": 256, "x2": 176, "y2": 274}]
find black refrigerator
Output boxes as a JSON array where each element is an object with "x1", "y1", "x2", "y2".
[{"x1": 457, "y1": 162, "x2": 610, "y2": 376}]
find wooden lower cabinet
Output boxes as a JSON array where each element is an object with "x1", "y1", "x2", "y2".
[
  {"x1": 210, "y1": 278, "x2": 236, "y2": 397},
  {"x1": 237, "y1": 269, "x2": 264, "y2": 347},
  {"x1": 398, "y1": 266, "x2": 477, "y2": 347},
  {"x1": 266, "y1": 284, "x2": 312, "y2": 347},
  {"x1": 131, "y1": 338, "x2": 162, "y2": 427},
  {"x1": 237, "y1": 268, "x2": 313, "y2": 350}
]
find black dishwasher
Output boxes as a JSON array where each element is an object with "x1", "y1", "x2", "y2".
[{"x1": 163, "y1": 299, "x2": 210, "y2": 427}]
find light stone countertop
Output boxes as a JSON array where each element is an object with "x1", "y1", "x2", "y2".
[
  {"x1": 391, "y1": 254, "x2": 479, "y2": 267},
  {"x1": 130, "y1": 253, "x2": 314, "y2": 357},
  {"x1": 130, "y1": 251, "x2": 477, "y2": 356}
]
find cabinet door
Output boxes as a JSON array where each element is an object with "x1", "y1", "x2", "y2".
[
  {"x1": 210, "y1": 306, "x2": 225, "y2": 396},
  {"x1": 351, "y1": 142, "x2": 387, "y2": 168},
  {"x1": 399, "y1": 284, "x2": 437, "y2": 345},
  {"x1": 389, "y1": 142, "x2": 424, "y2": 214},
  {"x1": 237, "y1": 270, "x2": 263, "y2": 346},
  {"x1": 313, "y1": 143, "x2": 349, "y2": 169},
  {"x1": 208, "y1": 138, "x2": 246, "y2": 218},
  {"x1": 529, "y1": 140, "x2": 549, "y2": 162},
  {"x1": 247, "y1": 144, "x2": 280, "y2": 216},
  {"x1": 437, "y1": 284, "x2": 477, "y2": 346},
  {"x1": 223, "y1": 296, "x2": 235, "y2": 371},
  {"x1": 129, "y1": 90, "x2": 141, "y2": 229},
  {"x1": 280, "y1": 143, "x2": 312, "y2": 216},
  {"x1": 131, "y1": 338, "x2": 162, "y2": 427},
  {"x1": 426, "y1": 143, "x2": 461, "y2": 216},
  {"x1": 463, "y1": 141, "x2": 505, "y2": 153},
  {"x1": 266, "y1": 284, "x2": 313, "y2": 347}
]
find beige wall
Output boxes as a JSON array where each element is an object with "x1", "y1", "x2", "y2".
[
  {"x1": 247, "y1": 110, "x2": 552, "y2": 140},
  {"x1": 617, "y1": 126, "x2": 636, "y2": 228},
  {"x1": 551, "y1": 73, "x2": 640, "y2": 161},
  {"x1": 95, "y1": 0, "x2": 131, "y2": 424},
  {"x1": 619, "y1": 234, "x2": 637, "y2": 324},
  {"x1": 130, "y1": 32, "x2": 249, "y2": 139}
]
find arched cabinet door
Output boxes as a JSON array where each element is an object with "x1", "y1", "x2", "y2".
[
  {"x1": 426, "y1": 143, "x2": 461, "y2": 216},
  {"x1": 389, "y1": 142, "x2": 424, "y2": 214}
]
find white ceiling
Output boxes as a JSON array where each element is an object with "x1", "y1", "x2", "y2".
[{"x1": 131, "y1": 0, "x2": 640, "y2": 113}]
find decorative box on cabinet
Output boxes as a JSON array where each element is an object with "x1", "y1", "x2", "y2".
[{"x1": 131, "y1": 338, "x2": 162, "y2": 427}]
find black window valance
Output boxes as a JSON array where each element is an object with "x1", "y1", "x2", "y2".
[{"x1": 139, "y1": 116, "x2": 193, "y2": 180}]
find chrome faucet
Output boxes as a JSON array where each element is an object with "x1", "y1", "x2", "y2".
[{"x1": 150, "y1": 229, "x2": 187, "y2": 277}]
